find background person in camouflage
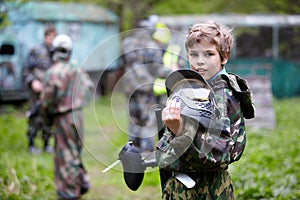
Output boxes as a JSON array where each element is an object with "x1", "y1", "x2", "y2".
[
  {"x1": 156, "y1": 21, "x2": 255, "y2": 199},
  {"x1": 121, "y1": 22, "x2": 173, "y2": 154},
  {"x1": 151, "y1": 22, "x2": 187, "y2": 106},
  {"x1": 41, "y1": 34, "x2": 93, "y2": 200},
  {"x1": 24, "y1": 25, "x2": 56, "y2": 154}
]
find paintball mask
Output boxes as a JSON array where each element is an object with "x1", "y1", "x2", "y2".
[{"x1": 165, "y1": 69, "x2": 219, "y2": 129}]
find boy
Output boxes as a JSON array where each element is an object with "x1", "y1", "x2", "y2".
[
  {"x1": 24, "y1": 25, "x2": 56, "y2": 154},
  {"x1": 156, "y1": 21, "x2": 255, "y2": 199}
]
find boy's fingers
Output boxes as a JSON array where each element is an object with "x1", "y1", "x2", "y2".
[
  {"x1": 163, "y1": 98, "x2": 182, "y2": 121},
  {"x1": 175, "y1": 101, "x2": 181, "y2": 115}
]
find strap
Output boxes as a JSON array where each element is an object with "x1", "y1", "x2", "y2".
[{"x1": 221, "y1": 73, "x2": 255, "y2": 119}]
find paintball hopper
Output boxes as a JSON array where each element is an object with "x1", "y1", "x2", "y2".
[
  {"x1": 165, "y1": 69, "x2": 219, "y2": 129},
  {"x1": 119, "y1": 142, "x2": 155, "y2": 191},
  {"x1": 26, "y1": 100, "x2": 41, "y2": 119}
]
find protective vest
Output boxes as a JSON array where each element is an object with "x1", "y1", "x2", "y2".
[{"x1": 153, "y1": 44, "x2": 181, "y2": 96}]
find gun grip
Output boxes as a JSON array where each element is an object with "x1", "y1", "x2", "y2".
[{"x1": 155, "y1": 108, "x2": 165, "y2": 139}]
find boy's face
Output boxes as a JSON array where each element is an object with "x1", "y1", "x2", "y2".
[
  {"x1": 45, "y1": 32, "x2": 56, "y2": 47},
  {"x1": 187, "y1": 40, "x2": 227, "y2": 80}
]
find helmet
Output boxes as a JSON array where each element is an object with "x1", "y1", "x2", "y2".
[
  {"x1": 53, "y1": 34, "x2": 72, "y2": 51},
  {"x1": 52, "y1": 34, "x2": 72, "y2": 60}
]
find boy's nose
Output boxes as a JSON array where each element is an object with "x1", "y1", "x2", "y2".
[{"x1": 196, "y1": 57, "x2": 205, "y2": 66}]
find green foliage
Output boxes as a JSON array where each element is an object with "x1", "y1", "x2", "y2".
[
  {"x1": 101, "y1": 0, "x2": 299, "y2": 30},
  {"x1": 1, "y1": 96, "x2": 300, "y2": 199},
  {"x1": 230, "y1": 97, "x2": 300, "y2": 199},
  {"x1": 55, "y1": 0, "x2": 299, "y2": 30},
  {"x1": 4, "y1": 0, "x2": 298, "y2": 31},
  {"x1": 0, "y1": 108, "x2": 55, "y2": 200}
]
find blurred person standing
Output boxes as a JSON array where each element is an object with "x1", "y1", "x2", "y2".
[
  {"x1": 24, "y1": 25, "x2": 56, "y2": 154},
  {"x1": 40, "y1": 34, "x2": 93, "y2": 200},
  {"x1": 151, "y1": 22, "x2": 186, "y2": 105},
  {"x1": 121, "y1": 20, "x2": 173, "y2": 155}
]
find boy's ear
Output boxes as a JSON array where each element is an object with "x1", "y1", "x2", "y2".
[{"x1": 221, "y1": 55, "x2": 229, "y2": 65}]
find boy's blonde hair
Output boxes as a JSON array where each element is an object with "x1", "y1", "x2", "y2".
[{"x1": 185, "y1": 21, "x2": 234, "y2": 63}]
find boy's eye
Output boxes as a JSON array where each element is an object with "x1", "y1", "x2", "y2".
[
  {"x1": 189, "y1": 52, "x2": 198, "y2": 57},
  {"x1": 205, "y1": 52, "x2": 214, "y2": 57}
]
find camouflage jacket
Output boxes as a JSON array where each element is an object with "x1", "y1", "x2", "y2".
[
  {"x1": 24, "y1": 43, "x2": 54, "y2": 83},
  {"x1": 26, "y1": 43, "x2": 53, "y2": 70},
  {"x1": 121, "y1": 29, "x2": 172, "y2": 97},
  {"x1": 156, "y1": 73, "x2": 254, "y2": 172},
  {"x1": 24, "y1": 43, "x2": 54, "y2": 102},
  {"x1": 41, "y1": 61, "x2": 93, "y2": 117}
]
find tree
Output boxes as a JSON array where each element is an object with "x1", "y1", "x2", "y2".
[
  {"x1": 39, "y1": 0, "x2": 300, "y2": 31},
  {"x1": 95, "y1": 0, "x2": 164, "y2": 31}
]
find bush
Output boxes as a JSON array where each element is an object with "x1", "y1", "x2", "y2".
[{"x1": 230, "y1": 97, "x2": 300, "y2": 199}]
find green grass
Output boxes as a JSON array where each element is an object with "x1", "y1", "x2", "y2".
[
  {"x1": 230, "y1": 98, "x2": 300, "y2": 200},
  {"x1": 1, "y1": 95, "x2": 300, "y2": 199}
]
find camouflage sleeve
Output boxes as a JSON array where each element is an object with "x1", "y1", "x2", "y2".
[
  {"x1": 75, "y1": 68, "x2": 94, "y2": 106},
  {"x1": 24, "y1": 72, "x2": 35, "y2": 87},
  {"x1": 214, "y1": 86, "x2": 246, "y2": 164},
  {"x1": 23, "y1": 50, "x2": 38, "y2": 86},
  {"x1": 156, "y1": 117, "x2": 198, "y2": 170},
  {"x1": 40, "y1": 70, "x2": 57, "y2": 116},
  {"x1": 156, "y1": 86, "x2": 246, "y2": 171},
  {"x1": 25, "y1": 49, "x2": 38, "y2": 70}
]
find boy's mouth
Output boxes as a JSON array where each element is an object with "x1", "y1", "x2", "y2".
[{"x1": 195, "y1": 69, "x2": 206, "y2": 75}]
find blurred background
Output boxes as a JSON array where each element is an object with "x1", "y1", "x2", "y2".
[
  {"x1": 0, "y1": 0, "x2": 299, "y2": 199},
  {"x1": 0, "y1": 0, "x2": 299, "y2": 102},
  {"x1": 1, "y1": 0, "x2": 299, "y2": 127}
]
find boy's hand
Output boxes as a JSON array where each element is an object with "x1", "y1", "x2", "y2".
[{"x1": 162, "y1": 98, "x2": 183, "y2": 135}]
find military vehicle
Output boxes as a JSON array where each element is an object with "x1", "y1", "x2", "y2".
[
  {"x1": 0, "y1": 32, "x2": 27, "y2": 101},
  {"x1": 0, "y1": 1, "x2": 120, "y2": 102}
]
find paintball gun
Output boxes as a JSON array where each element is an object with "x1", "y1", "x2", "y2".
[
  {"x1": 101, "y1": 108, "x2": 164, "y2": 191},
  {"x1": 26, "y1": 100, "x2": 41, "y2": 119},
  {"x1": 102, "y1": 140, "x2": 157, "y2": 191},
  {"x1": 102, "y1": 69, "x2": 219, "y2": 191}
]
